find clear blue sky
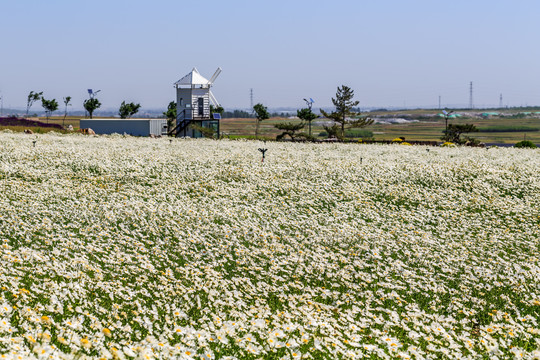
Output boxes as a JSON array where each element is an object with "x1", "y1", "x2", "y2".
[{"x1": 1, "y1": 0, "x2": 539, "y2": 111}]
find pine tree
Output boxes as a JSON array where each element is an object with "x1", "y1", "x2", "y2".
[{"x1": 320, "y1": 85, "x2": 373, "y2": 138}]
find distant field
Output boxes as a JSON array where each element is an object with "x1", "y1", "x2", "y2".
[
  {"x1": 4, "y1": 111, "x2": 540, "y2": 144},
  {"x1": 220, "y1": 113, "x2": 540, "y2": 144}
]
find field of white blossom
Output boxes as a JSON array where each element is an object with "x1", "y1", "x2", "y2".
[{"x1": 0, "y1": 132, "x2": 539, "y2": 359}]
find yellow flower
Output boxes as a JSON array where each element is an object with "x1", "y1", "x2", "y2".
[
  {"x1": 102, "y1": 328, "x2": 112, "y2": 337},
  {"x1": 80, "y1": 338, "x2": 91, "y2": 349}
]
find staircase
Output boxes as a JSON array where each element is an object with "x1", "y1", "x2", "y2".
[{"x1": 168, "y1": 110, "x2": 191, "y2": 137}]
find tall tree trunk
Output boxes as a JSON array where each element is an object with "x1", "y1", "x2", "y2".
[{"x1": 255, "y1": 119, "x2": 260, "y2": 139}]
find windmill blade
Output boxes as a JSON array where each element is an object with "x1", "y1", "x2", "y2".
[
  {"x1": 208, "y1": 67, "x2": 222, "y2": 84},
  {"x1": 209, "y1": 90, "x2": 220, "y2": 107}
]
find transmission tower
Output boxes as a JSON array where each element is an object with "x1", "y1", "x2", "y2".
[
  {"x1": 499, "y1": 94, "x2": 503, "y2": 108},
  {"x1": 438, "y1": 95, "x2": 441, "y2": 110},
  {"x1": 469, "y1": 81, "x2": 474, "y2": 109},
  {"x1": 250, "y1": 88, "x2": 254, "y2": 110}
]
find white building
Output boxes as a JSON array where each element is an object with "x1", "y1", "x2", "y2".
[{"x1": 172, "y1": 67, "x2": 221, "y2": 138}]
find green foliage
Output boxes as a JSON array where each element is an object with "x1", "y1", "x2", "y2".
[
  {"x1": 118, "y1": 101, "x2": 141, "y2": 119},
  {"x1": 163, "y1": 101, "x2": 177, "y2": 131},
  {"x1": 253, "y1": 103, "x2": 269, "y2": 139},
  {"x1": 508, "y1": 113, "x2": 527, "y2": 119},
  {"x1": 344, "y1": 129, "x2": 373, "y2": 138},
  {"x1": 274, "y1": 121, "x2": 305, "y2": 140},
  {"x1": 322, "y1": 124, "x2": 342, "y2": 139},
  {"x1": 83, "y1": 98, "x2": 101, "y2": 119},
  {"x1": 26, "y1": 91, "x2": 43, "y2": 116},
  {"x1": 442, "y1": 123, "x2": 478, "y2": 144},
  {"x1": 253, "y1": 103, "x2": 269, "y2": 121},
  {"x1": 40, "y1": 97, "x2": 59, "y2": 121},
  {"x1": 477, "y1": 125, "x2": 539, "y2": 133},
  {"x1": 297, "y1": 107, "x2": 318, "y2": 137},
  {"x1": 210, "y1": 104, "x2": 224, "y2": 119},
  {"x1": 190, "y1": 124, "x2": 216, "y2": 139},
  {"x1": 320, "y1": 85, "x2": 373, "y2": 137},
  {"x1": 514, "y1": 140, "x2": 537, "y2": 148}
]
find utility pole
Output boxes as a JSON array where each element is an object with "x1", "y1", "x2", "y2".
[
  {"x1": 499, "y1": 94, "x2": 503, "y2": 108},
  {"x1": 438, "y1": 95, "x2": 441, "y2": 110},
  {"x1": 250, "y1": 88, "x2": 254, "y2": 109},
  {"x1": 469, "y1": 81, "x2": 474, "y2": 109}
]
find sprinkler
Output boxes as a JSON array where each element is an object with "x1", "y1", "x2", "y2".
[{"x1": 258, "y1": 148, "x2": 268, "y2": 163}]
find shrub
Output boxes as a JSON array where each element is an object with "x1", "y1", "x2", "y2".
[
  {"x1": 344, "y1": 129, "x2": 373, "y2": 138},
  {"x1": 477, "y1": 125, "x2": 539, "y2": 133},
  {"x1": 514, "y1": 140, "x2": 537, "y2": 148}
]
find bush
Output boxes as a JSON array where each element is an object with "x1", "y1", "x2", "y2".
[
  {"x1": 344, "y1": 129, "x2": 373, "y2": 138},
  {"x1": 477, "y1": 125, "x2": 539, "y2": 133},
  {"x1": 514, "y1": 140, "x2": 537, "y2": 148}
]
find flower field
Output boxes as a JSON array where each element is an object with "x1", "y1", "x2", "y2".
[{"x1": 0, "y1": 132, "x2": 539, "y2": 359}]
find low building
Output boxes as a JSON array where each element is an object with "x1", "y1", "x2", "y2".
[{"x1": 80, "y1": 119, "x2": 168, "y2": 137}]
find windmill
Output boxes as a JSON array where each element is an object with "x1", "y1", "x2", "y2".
[
  {"x1": 207, "y1": 67, "x2": 222, "y2": 107},
  {"x1": 171, "y1": 67, "x2": 223, "y2": 138}
]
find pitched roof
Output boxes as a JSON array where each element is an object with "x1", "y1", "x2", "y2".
[{"x1": 174, "y1": 67, "x2": 210, "y2": 86}]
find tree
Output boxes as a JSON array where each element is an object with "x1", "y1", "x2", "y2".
[
  {"x1": 83, "y1": 98, "x2": 101, "y2": 119},
  {"x1": 63, "y1": 96, "x2": 72, "y2": 127},
  {"x1": 163, "y1": 101, "x2": 177, "y2": 132},
  {"x1": 320, "y1": 85, "x2": 373, "y2": 138},
  {"x1": 322, "y1": 124, "x2": 341, "y2": 139},
  {"x1": 119, "y1": 101, "x2": 141, "y2": 119},
  {"x1": 442, "y1": 124, "x2": 478, "y2": 144},
  {"x1": 26, "y1": 91, "x2": 43, "y2": 116},
  {"x1": 253, "y1": 103, "x2": 269, "y2": 139},
  {"x1": 274, "y1": 122, "x2": 305, "y2": 141},
  {"x1": 297, "y1": 107, "x2": 317, "y2": 137},
  {"x1": 41, "y1": 97, "x2": 59, "y2": 123},
  {"x1": 210, "y1": 104, "x2": 224, "y2": 119}
]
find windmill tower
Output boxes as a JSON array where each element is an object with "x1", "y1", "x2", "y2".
[{"x1": 172, "y1": 67, "x2": 222, "y2": 137}]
